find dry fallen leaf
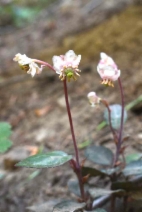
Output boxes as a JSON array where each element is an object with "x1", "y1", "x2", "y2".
[
  {"x1": 34, "y1": 106, "x2": 51, "y2": 117},
  {"x1": 25, "y1": 145, "x2": 39, "y2": 155}
]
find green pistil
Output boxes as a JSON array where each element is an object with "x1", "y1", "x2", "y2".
[{"x1": 65, "y1": 68, "x2": 74, "y2": 79}]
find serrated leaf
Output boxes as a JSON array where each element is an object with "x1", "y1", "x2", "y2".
[
  {"x1": 89, "y1": 188, "x2": 125, "y2": 198},
  {"x1": 16, "y1": 151, "x2": 72, "y2": 168},
  {"x1": 0, "y1": 138, "x2": 12, "y2": 153},
  {"x1": 53, "y1": 200, "x2": 86, "y2": 212},
  {"x1": 104, "y1": 104, "x2": 127, "y2": 130},
  {"x1": 85, "y1": 145, "x2": 113, "y2": 166},
  {"x1": 123, "y1": 159, "x2": 142, "y2": 176},
  {"x1": 125, "y1": 153, "x2": 142, "y2": 164},
  {"x1": 67, "y1": 180, "x2": 88, "y2": 197},
  {"x1": 82, "y1": 166, "x2": 106, "y2": 177}
]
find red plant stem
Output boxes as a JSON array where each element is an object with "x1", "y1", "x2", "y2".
[
  {"x1": 63, "y1": 79, "x2": 85, "y2": 201},
  {"x1": 33, "y1": 59, "x2": 55, "y2": 72},
  {"x1": 114, "y1": 77, "x2": 125, "y2": 165}
]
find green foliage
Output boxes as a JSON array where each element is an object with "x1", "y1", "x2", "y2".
[
  {"x1": 53, "y1": 200, "x2": 86, "y2": 212},
  {"x1": 89, "y1": 188, "x2": 125, "y2": 198},
  {"x1": 67, "y1": 180, "x2": 88, "y2": 197},
  {"x1": 111, "y1": 181, "x2": 140, "y2": 192},
  {"x1": 0, "y1": 0, "x2": 57, "y2": 28},
  {"x1": 0, "y1": 122, "x2": 12, "y2": 153},
  {"x1": 104, "y1": 104, "x2": 127, "y2": 130},
  {"x1": 89, "y1": 210, "x2": 107, "y2": 212},
  {"x1": 82, "y1": 166, "x2": 107, "y2": 177},
  {"x1": 85, "y1": 145, "x2": 114, "y2": 166},
  {"x1": 125, "y1": 153, "x2": 142, "y2": 163},
  {"x1": 16, "y1": 151, "x2": 72, "y2": 168},
  {"x1": 123, "y1": 159, "x2": 142, "y2": 176}
]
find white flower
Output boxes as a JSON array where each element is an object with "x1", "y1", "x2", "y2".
[
  {"x1": 87, "y1": 92, "x2": 101, "y2": 107},
  {"x1": 13, "y1": 53, "x2": 42, "y2": 77},
  {"x1": 52, "y1": 50, "x2": 81, "y2": 81},
  {"x1": 97, "y1": 53, "x2": 121, "y2": 87}
]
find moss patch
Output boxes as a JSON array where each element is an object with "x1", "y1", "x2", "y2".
[{"x1": 39, "y1": 5, "x2": 142, "y2": 66}]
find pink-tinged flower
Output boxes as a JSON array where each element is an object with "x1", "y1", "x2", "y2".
[
  {"x1": 52, "y1": 50, "x2": 81, "y2": 82},
  {"x1": 87, "y1": 92, "x2": 101, "y2": 107},
  {"x1": 13, "y1": 53, "x2": 42, "y2": 77},
  {"x1": 97, "y1": 53, "x2": 121, "y2": 87}
]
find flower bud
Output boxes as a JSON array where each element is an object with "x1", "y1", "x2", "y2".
[
  {"x1": 87, "y1": 92, "x2": 101, "y2": 107},
  {"x1": 97, "y1": 53, "x2": 121, "y2": 87}
]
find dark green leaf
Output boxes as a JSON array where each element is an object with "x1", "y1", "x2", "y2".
[
  {"x1": 89, "y1": 188, "x2": 125, "y2": 198},
  {"x1": 67, "y1": 180, "x2": 88, "y2": 197},
  {"x1": 85, "y1": 145, "x2": 113, "y2": 166},
  {"x1": 27, "y1": 199, "x2": 61, "y2": 212},
  {"x1": 111, "y1": 181, "x2": 142, "y2": 192},
  {"x1": 0, "y1": 138, "x2": 12, "y2": 153},
  {"x1": 101, "y1": 167, "x2": 119, "y2": 175},
  {"x1": 16, "y1": 151, "x2": 72, "y2": 168},
  {"x1": 123, "y1": 159, "x2": 142, "y2": 176},
  {"x1": 125, "y1": 153, "x2": 142, "y2": 164},
  {"x1": 82, "y1": 166, "x2": 107, "y2": 177},
  {"x1": 104, "y1": 104, "x2": 127, "y2": 130},
  {"x1": 53, "y1": 200, "x2": 86, "y2": 212},
  {"x1": 85, "y1": 209, "x2": 107, "y2": 212}
]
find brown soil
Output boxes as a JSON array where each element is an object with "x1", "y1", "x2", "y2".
[{"x1": 0, "y1": 3, "x2": 142, "y2": 212}]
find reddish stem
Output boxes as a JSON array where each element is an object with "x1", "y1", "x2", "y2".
[
  {"x1": 33, "y1": 59, "x2": 55, "y2": 72},
  {"x1": 113, "y1": 77, "x2": 125, "y2": 166},
  {"x1": 63, "y1": 79, "x2": 85, "y2": 201}
]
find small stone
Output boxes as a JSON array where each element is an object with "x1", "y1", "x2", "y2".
[{"x1": 138, "y1": 133, "x2": 142, "y2": 139}]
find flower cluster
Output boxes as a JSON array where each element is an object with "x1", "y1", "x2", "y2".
[
  {"x1": 13, "y1": 53, "x2": 42, "y2": 77},
  {"x1": 97, "y1": 53, "x2": 120, "y2": 87},
  {"x1": 52, "y1": 50, "x2": 81, "y2": 82},
  {"x1": 13, "y1": 51, "x2": 120, "y2": 87}
]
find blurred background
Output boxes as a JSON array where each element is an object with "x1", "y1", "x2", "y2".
[{"x1": 0, "y1": 0, "x2": 142, "y2": 211}]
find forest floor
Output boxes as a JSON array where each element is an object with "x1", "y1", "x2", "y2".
[{"x1": 0, "y1": 1, "x2": 142, "y2": 212}]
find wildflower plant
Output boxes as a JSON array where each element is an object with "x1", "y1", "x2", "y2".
[{"x1": 13, "y1": 51, "x2": 142, "y2": 212}]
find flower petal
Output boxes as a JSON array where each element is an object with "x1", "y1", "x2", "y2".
[
  {"x1": 65, "y1": 50, "x2": 77, "y2": 62},
  {"x1": 72, "y1": 55, "x2": 81, "y2": 67},
  {"x1": 52, "y1": 56, "x2": 64, "y2": 74},
  {"x1": 97, "y1": 53, "x2": 120, "y2": 83}
]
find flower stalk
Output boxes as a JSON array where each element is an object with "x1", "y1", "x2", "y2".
[
  {"x1": 33, "y1": 59, "x2": 55, "y2": 72},
  {"x1": 113, "y1": 77, "x2": 125, "y2": 166},
  {"x1": 63, "y1": 79, "x2": 85, "y2": 201}
]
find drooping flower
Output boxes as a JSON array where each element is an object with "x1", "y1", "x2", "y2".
[
  {"x1": 52, "y1": 50, "x2": 81, "y2": 82},
  {"x1": 13, "y1": 53, "x2": 42, "y2": 77},
  {"x1": 87, "y1": 92, "x2": 101, "y2": 107},
  {"x1": 97, "y1": 53, "x2": 121, "y2": 87}
]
